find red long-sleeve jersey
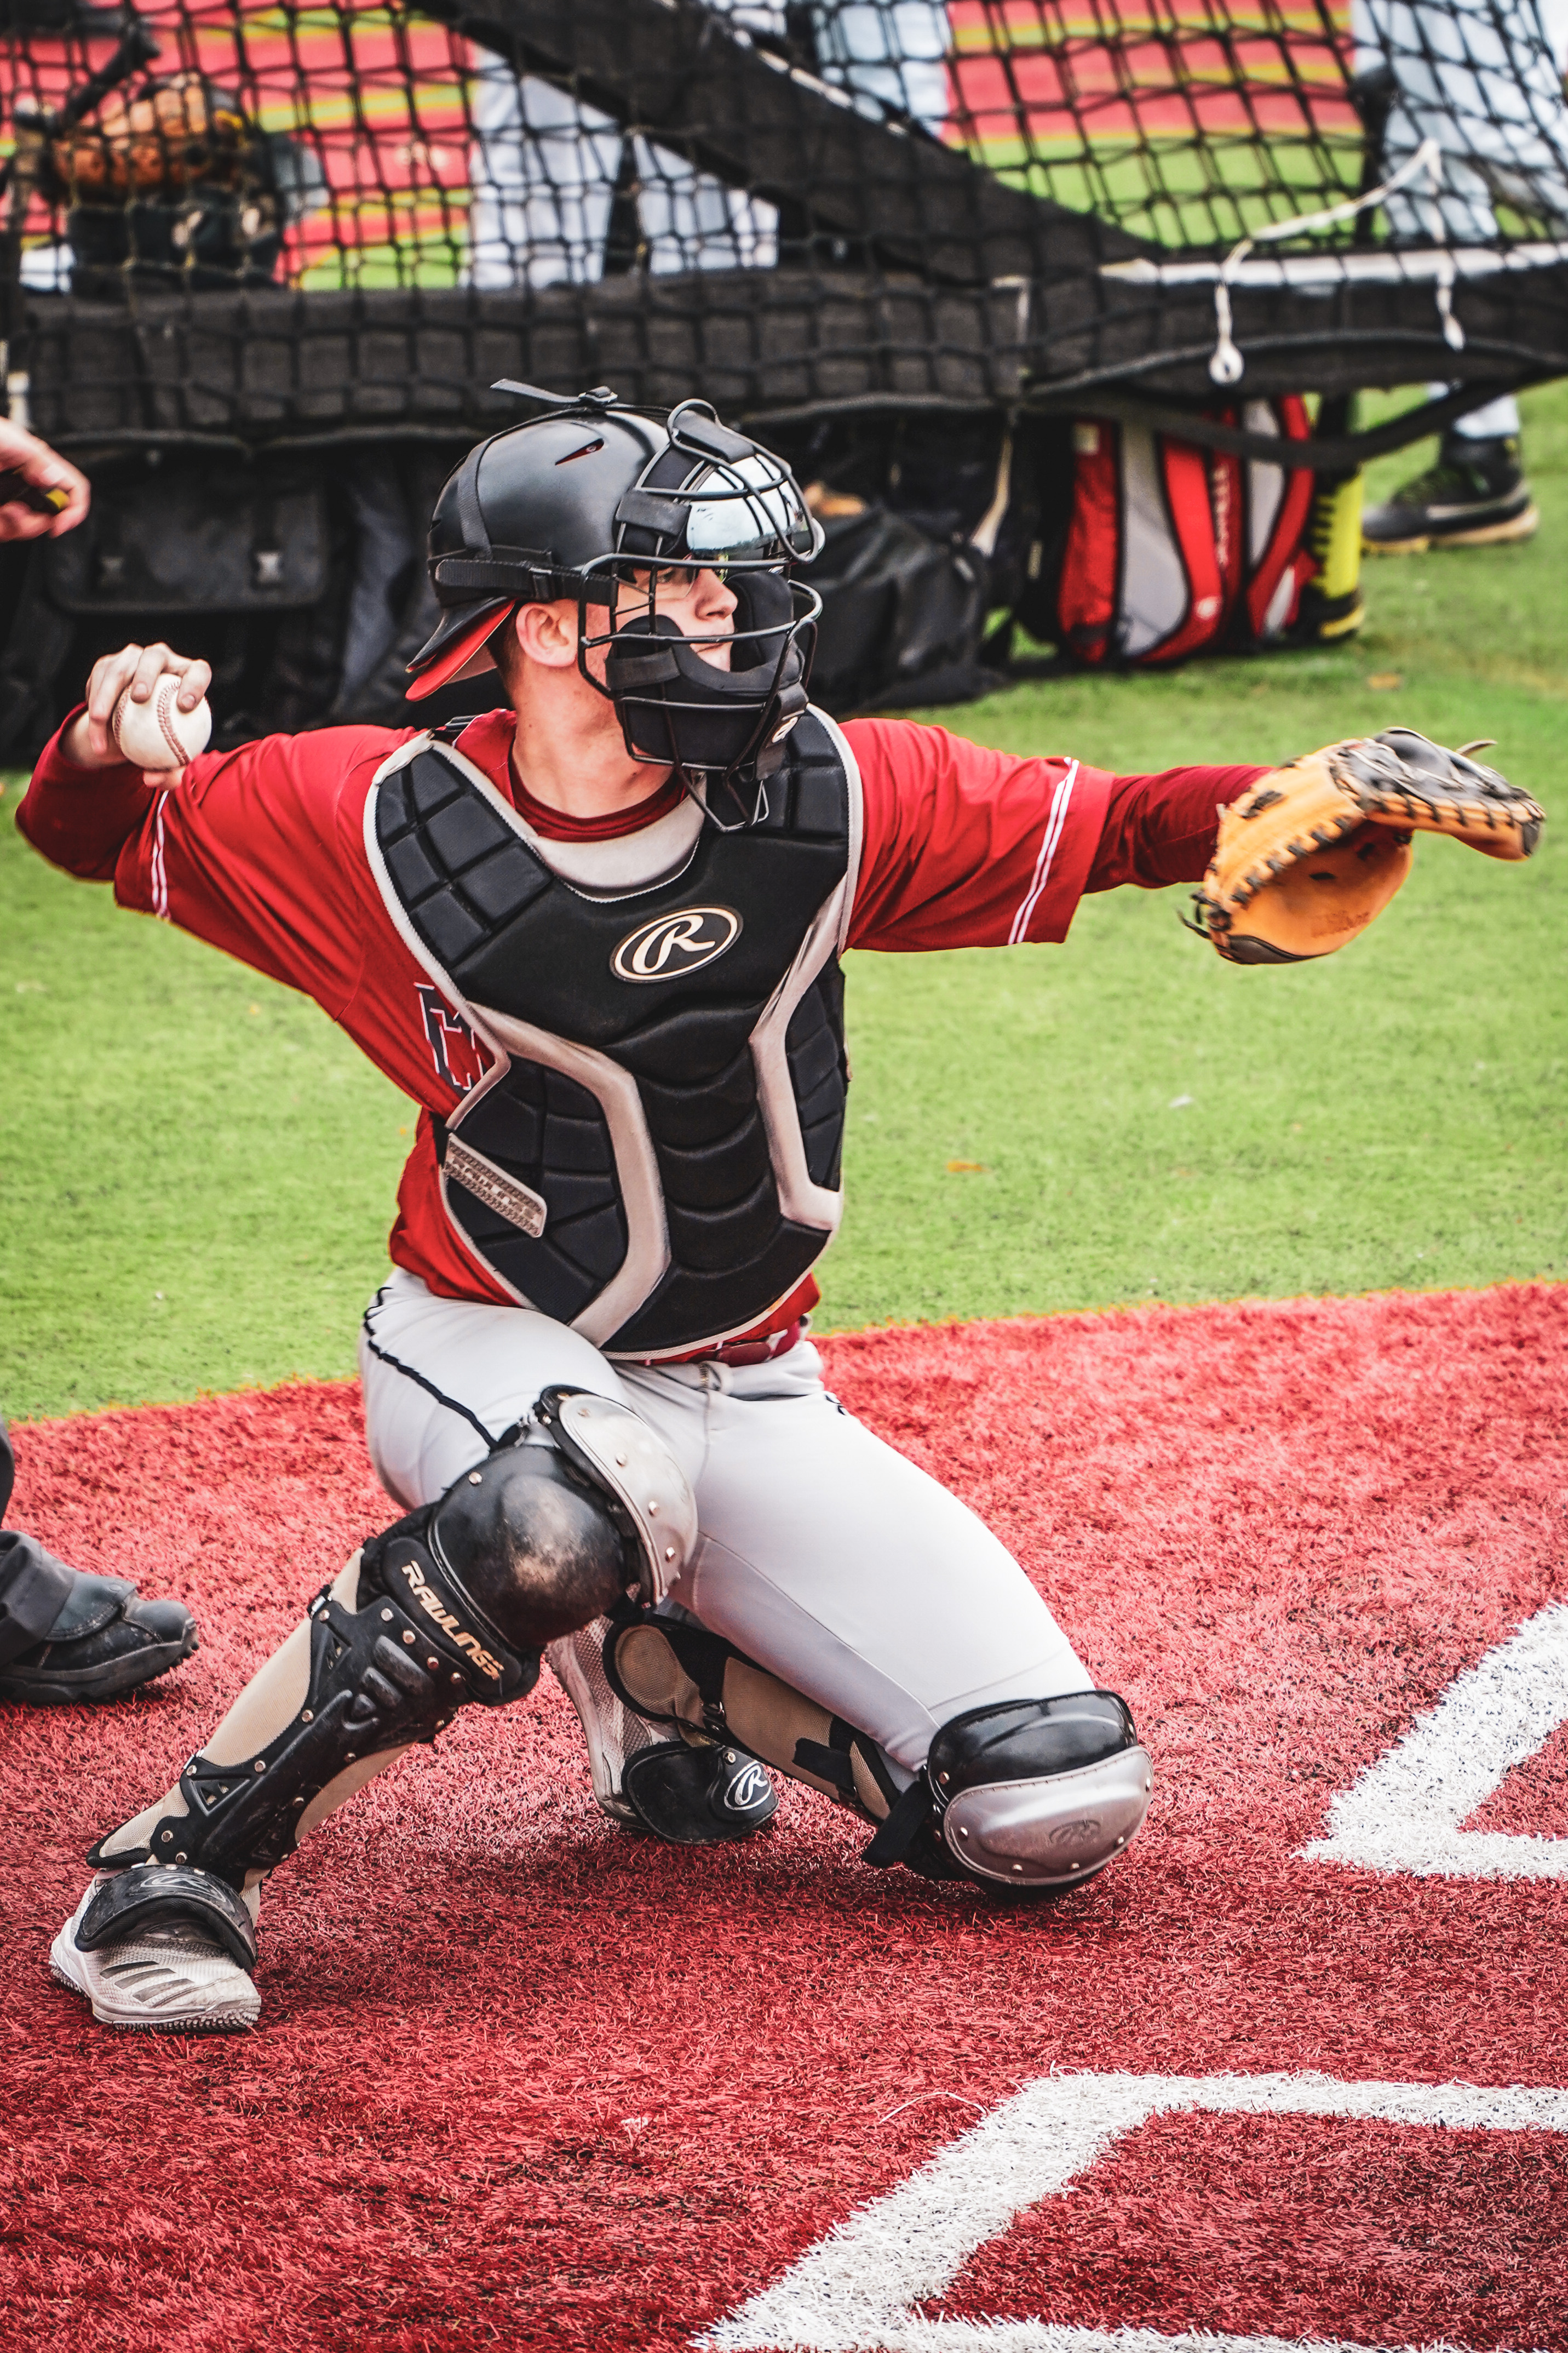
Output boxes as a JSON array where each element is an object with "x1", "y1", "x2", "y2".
[{"x1": 18, "y1": 705, "x2": 1262, "y2": 1339}]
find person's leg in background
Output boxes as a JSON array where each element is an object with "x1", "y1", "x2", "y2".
[
  {"x1": 1355, "y1": 0, "x2": 1567, "y2": 548},
  {"x1": 0, "y1": 1418, "x2": 197, "y2": 1707},
  {"x1": 1363, "y1": 383, "x2": 1538, "y2": 552}
]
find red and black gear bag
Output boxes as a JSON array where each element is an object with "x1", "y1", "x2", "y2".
[{"x1": 1053, "y1": 398, "x2": 1318, "y2": 666}]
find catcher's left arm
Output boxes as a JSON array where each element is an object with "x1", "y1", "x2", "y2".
[{"x1": 1187, "y1": 728, "x2": 1544, "y2": 964}]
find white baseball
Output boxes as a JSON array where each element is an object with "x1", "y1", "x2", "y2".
[{"x1": 111, "y1": 674, "x2": 212, "y2": 771}]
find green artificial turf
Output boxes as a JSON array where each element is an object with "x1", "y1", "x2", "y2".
[{"x1": 3, "y1": 385, "x2": 1564, "y2": 1419}]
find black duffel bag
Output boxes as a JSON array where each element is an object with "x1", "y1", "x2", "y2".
[
  {"x1": 0, "y1": 443, "x2": 472, "y2": 763},
  {"x1": 806, "y1": 501, "x2": 996, "y2": 715}
]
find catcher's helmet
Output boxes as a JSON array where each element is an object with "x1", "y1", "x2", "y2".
[{"x1": 407, "y1": 384, "x2": 823, "y2": 826}]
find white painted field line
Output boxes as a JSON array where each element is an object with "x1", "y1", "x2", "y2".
[
  {"x1": 1303, "y1": 1600, "x2": 1568, "y2": 1881},
  {"x1": 700, "y1": 2069, "x2": 1568, "y2": 2353},
  {"x1": 722, "y1": 2326, "x2": 1543, "y2": 2353}
]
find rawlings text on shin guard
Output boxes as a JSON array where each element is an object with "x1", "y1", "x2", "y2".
[
  {"x1": 78, "y1": 1440, "x2": 646, "y2": 1903},
  {"x1": 88, "y1": 1562, "x2": 527, "y2": 1890}
]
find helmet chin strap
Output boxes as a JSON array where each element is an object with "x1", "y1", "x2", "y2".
[{"x1": 672, "y1": 758, "x2": 765, "y2": 836}]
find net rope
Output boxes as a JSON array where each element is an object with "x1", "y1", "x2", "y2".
[{"x1": 0, "y1": 0, "x2": 1563, "y2": 438}]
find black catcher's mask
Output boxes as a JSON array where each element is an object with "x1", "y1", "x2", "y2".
[{"x1": 409, "y1": 384, "x2": 823, "y2": 828}]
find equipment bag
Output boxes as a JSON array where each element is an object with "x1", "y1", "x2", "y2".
[
  {"x1": 43, "y1": 461, "x2": 329, "y2": 615},
  {"x1": 805, "y1": 500, "x2": 992, "y2": 715},
  {"x1": 0, "y1": 444, "x2": 464, "y2": 763},
  {"x1": 1053, "y1": 397, "x2": 1318, "y2": 666}
]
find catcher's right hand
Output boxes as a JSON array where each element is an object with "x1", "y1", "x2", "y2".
[
  {"x1": 1188, "y1": 728, "x2": 1544, "y2": 964},
  {"x1": 65, "y1": 640, "x2": 212, "y2": 773}
]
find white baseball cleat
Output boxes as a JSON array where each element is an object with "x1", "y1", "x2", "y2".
[
  {"x1": 50, "y1": 1877, "x2": 260, "y2": 2033},
  {"x1": 547, "y1": 1617, "x2": 663, "y2": 1824}
]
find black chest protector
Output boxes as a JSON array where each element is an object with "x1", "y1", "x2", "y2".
[{"x1": 367, "y1": 713, "x2": 856, "y2": 1357}]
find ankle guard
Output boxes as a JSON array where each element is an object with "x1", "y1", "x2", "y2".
[
  {"x1": 865, "y1": 1692, "x2": 1153, "y2": 1893},
  {"x1": 602, "y1": 1606, "x2": 897, "y2": 1824},
  {"x1": 75, "y1": 1861, "x2": 257, "y2": 1970},
  {"x1": 88, "y1": 1529, "x2": 541, "y2": 1892},
  {"x1": 596, "y1": 1610, "x2": 783, "y2": 1845},
  {"x1": 622, "y1": 1741, "x2": 779, "y2": 1844}
]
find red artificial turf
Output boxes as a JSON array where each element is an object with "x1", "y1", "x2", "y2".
[
  {"x1": 2, "y1": 1284, "x2": 1566, "y2": 2353},
  {"x1": 1467, "y1": 1718, "x2": 1568, "y2": 1837},
  {"x1": 937, "y1": 2111, "x2": 1568, "y2": 2343}
]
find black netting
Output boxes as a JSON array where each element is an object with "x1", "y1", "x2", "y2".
[{"x1": 0, "y1": 0, "x2": 1563, "y2": 449}]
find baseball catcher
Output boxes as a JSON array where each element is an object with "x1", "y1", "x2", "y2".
[{"x1": 18, "y1": 386, "x2": 1541, "y2": 2033}]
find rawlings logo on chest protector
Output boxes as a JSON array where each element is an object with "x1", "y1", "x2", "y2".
[
  {"x1": 367, "y1": 715, "x2": 854, "y2": 1356},
  {"x1": 611, "y1": 906, "x2": 742, "y2": 982}
]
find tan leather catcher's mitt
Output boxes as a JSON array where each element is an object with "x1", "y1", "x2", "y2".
[{"x1": 1188, "y1": 728, "x2": 1544, "y2": 964}]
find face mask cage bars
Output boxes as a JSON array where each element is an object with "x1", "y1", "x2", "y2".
[
  {"x1": 581, "y1": 568, "x2": 823, "y2": 831},
  {"x1": 572, "y1": 399, "x2": 825, "y2": 829}
]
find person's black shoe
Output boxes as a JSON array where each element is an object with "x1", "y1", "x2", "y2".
[
  {"x1": 1363, "y1": 433, "x2": 1538, "y2": 553},
  {"x1": 0, "y1": 1531, "x2": 198, "y2": 1705}
]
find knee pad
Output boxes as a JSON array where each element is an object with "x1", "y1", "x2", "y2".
[
  {"x1": 374, "y1": 1386, "x2": 696, "y2": 1658},
  {"x1": 403, "y1": 1444, "x2": 633, "y2": 1654},
  {"x1": 868, "y1": 1693, "x2": 1152, "y2": 1894},
  {"x1": 535, "y1": 1388, "x2": 698, "y2": 1606}
]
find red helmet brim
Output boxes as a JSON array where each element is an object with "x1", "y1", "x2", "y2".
[{"x1": 405, "y1": 599, "x2": 515, "y2": 702}]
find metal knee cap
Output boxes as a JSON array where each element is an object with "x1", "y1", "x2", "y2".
[
  {"x1": 929, "y1": 1692, "x2": 1153, "y2": 1891},
  {"x1": 536, "y1": 1388, "x2": 697, "y2": 1604}
]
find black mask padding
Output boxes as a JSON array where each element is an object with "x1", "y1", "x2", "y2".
[
  {"x1": 604, "y1": 571, "x2": 812, "y2": 782},
  {"x1": 727, "y1": 569, "x2": 800, "y2": 673}
]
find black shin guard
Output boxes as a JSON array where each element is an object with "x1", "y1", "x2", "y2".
[
  {"x1": 602, "y1": 1607, "x2": 901, "y2": 1830},
  {"x1": 622, "y1": 1742, "x2": 779, "y2": 1842},
  {"x1": 88, "y1": 1546, "x2": 536, "y2": 1890},
  {"x1": 864, "y1": 1693, "x2": 1153, "y2": 1893},
  {"x1": 84, "y1": 1441, "x2": 640, "y2": 1912},
  {"x1": 598, "y1": 1607, "x2": 783, "y2": 1842},
  {"x1": 792, "y1": 1715, "x2": 904, "y2": 1824},
  {"x1": 602, "y1": 1605, "x2": 732, "y2": 1741}
]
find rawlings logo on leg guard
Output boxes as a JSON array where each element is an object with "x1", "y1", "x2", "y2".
[
  {"x1": 930, "y1": 1693, "x2": 1152, "y2": 1890},
  {"x1": 863, "y1": 1691, "x2": 1153, "y2": 1894},
  {"x1": 393, "y1": 1558, "x2": 506, "y2": 1684}
]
